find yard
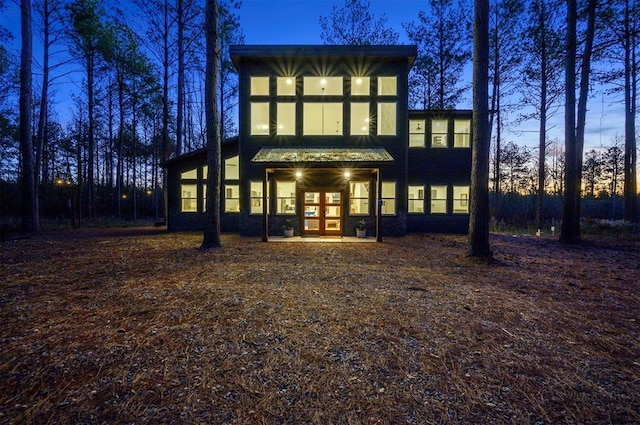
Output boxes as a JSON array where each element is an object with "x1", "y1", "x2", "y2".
[{"x1": 1, "y1": 228, "x2": 638, "y2": 424}]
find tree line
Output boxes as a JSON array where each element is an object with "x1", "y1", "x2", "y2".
[{"x1": 1, "y1": 0, "x2": 638, "y2": 240}]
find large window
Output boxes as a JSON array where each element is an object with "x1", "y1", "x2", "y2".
[
  {"x1": 350, "y1": 103, "x2": 370, "y2": 135},
  {"x1": 431, "y1": 119, "x2": 448, "y2": 148},
  {"x1": 408, "y1": 185, "x2": 425, "y2": 213},
  {"x1": 277, "y1": 102, "x2": 296, "y2": 135},
  {"x1": 250, "y1": 77, "x2": 269, "y2": 96},
  {"x1": 378, "y1": 76, "x2": 397, "y2": 96},
  {"x1": 304, "y1": 76, "x2": 343, "y2": 96},
  {"x1": 277, "y1": 77, "x2": 296, "y2": 96},
  {"x1": 351, "y1": 76, "x2": 370, "y2": 96},
  {"x1": 453, "y1": 186, "x2": 470, "y2": 213},
  {"x1": 409, "y1": 120, "x2": 425, "y2": 147},
  {"x1": 181, "y1": 183, "x2": 197, "y2": 213},
  {"x1": 224, "y1": 156, "x2": 239, "y2": 180},
  {"x1": 225, "y1": 185, "x2": 240, "y2": 212},
  {"x1": 381, "y1": 181, "x2": 396, "y2": 215},
  {"x1": 349, "y1": 181, "x2": 370, "y2": 215},
  {"x1": 277, "y1": 181, "x2": 296, "y2": 214},
  {"x1": 431, "y1": 185, "x2": 447, "y2": 214},
  {"x1": 377, "y1": 102, "x2": 397, "y2": 135},
  {"x1": 251, "y1": 102, "x2": 269, "y2": 135},
  {"x1": 303, "y1": 103, "x2": 343, "y2": 135},
  {"x1": 454, "y1": 120, "x2": 470, "y2": 148},
  {"x1": 250, "y1": 181, "x2": 263, "y2": 214}
]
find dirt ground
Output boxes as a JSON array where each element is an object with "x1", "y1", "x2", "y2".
[{"x1": 1, "y1": 228, "x2": 638, "y2": 424}]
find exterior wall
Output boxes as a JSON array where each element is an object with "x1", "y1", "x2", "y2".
[
  {"x1": 164, "y1": 141, "x2": 240, "y2": 232},
  {"x1": 231, "y1": 46, "x2": 415, "y2": 237}
]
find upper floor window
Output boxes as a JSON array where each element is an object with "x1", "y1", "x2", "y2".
[
  {"x1": 378, "y1": 76, "x2": 397, "y2": 96},
  {"x1": 454, "y1": 120, "x2": 471, "y2": 148},
  {"x1": 250, "y1": 77, "x2": 269, "y2": 96},
  {"x1": 304, "y1": 76, "x2": 343, "y2": 96},
  {"x1": 409, "y1": 120, "x2": 425, "y2": 147},
  {"x1": 251, "y1": 102, "x2": 270, "y2": 135},
  {"x1": 224, "y1": 156, "x2": 239, "y2": 180},
  {"x1": 303, "y1": 103, "x2": 343, "y2": 135},
  {"x1": 377, "y1": 102, "x2": 396, "y2": 136},
  {"x1": 277, "y1": 102, "x2": 296, "y2": 135},
  {"x1": 277, "y1": 77, "x2": 296, "y2": 96},
  {"x1": 431, "y1": 119, "x2": 448, "y2": 148},
  {"x1": 350, "y1": 103, "x2": 370, "y2": 135},
  {"x1": 181, "y1": 168, "x2": 197, "y2": 179},
  {"x1": 351, "y1": 77, "x2": 370, "y2": 96}
]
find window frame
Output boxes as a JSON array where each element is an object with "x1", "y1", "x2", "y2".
[
  {"x1": 349, "y1": 181, "x2": 370, "y2": 216},
  {"x1": 277, "y1": 102, "x2": 296, "y2": 135},
  {"x1": 350, "y1": 102, "x2": 370, "y2": 135},
  {"x1": 431, "y1": 119, "x2": 448, "y2": 148},
  {"x1": 409, "y1": 119, "x2": 425, "y2": 147},
  {"x1": 377, "y1": 102, "x2": 397, "y2": 136},
  {"x1": 408, "y1": 185, "x2": 425, "y2": 214},
  {"x1": 250, "y1": 76, "x2": 269, "y2": 96},
  {"x1": 381, "y1": 181, "x2": 396, "y2": 216},
  {"x1": 276, "y1": 180, "x2": 297, "y2": 215},
  {"x1": 250, "y1": 102, "x2": 270, "y2": 136},
  {"x1": 430, "y1": 185, "x2": 448, "y2": 214},
  {"x1": 303, "y1": 102, "x2": 343, "y2": 135},
  {"x1": 250, "y1": 181, "x2": 263, "y2": 215},
  {"x1": 454, "y1": 119, "x2": 471, "y2": 148},
  {"x1": 453, "y1": 185, "x2": 470, "y2": 214}
]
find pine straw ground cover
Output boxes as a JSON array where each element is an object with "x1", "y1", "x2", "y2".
[{"x1": 0, "y1": 228, "x2": 638, "y2": 425}]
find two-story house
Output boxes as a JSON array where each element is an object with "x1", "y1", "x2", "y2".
[{"x1": 162, "y1": 45, "x2": 472, "y2": 239}]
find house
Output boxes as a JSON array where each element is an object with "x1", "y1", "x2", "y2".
[{"x1": 162, "y1": 45, "x2": 472, "y2": 239}]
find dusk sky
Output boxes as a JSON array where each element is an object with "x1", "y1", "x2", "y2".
[{"x1": 0, "y1": 0, "x2": 628, "y2": 152}]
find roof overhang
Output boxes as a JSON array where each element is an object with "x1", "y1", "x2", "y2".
[{"x1": 251, "y1": 147, "x2": 394, "y2": 166}]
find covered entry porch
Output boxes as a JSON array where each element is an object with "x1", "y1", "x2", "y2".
[{"x1": 250, "y1": 147, "x2": 394, "y2": 242}]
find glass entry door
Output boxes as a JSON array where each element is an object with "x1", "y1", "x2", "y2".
[{"x1": 303, "y1": 190, "x2": 342, "y2": 236}]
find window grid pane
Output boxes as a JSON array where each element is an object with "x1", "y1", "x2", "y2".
[
  {"x1": 251, "y1": 102, "x2": 270, "y2": 135},
  {"x1": 408, "y1": 185, "x2": 425, "y2": 213},
  {"x1": 377, "y1": 102, "x2": 396, "y2": 136},
  {"x1": 351, "y1": 76, "x2": 370, "y2": 96},
  {"x1": 277, "y1": 181, "x2": 296, "y2": 214},
  {"x1": 181, "y1": 184, "x2": 198, "y2": 212},
  {"x1": 349, "y1": 181, "x2": 370, "y2": 215},
  {"x1": 250, "y1": 181, "x2": 263, "y2": 214},
  {"x1": 431, "y1": 185, "x2": 448, "y2": 214},
  {"x1": 350, "y1": 102, "x2": 370, "y2": 135},
  {"x1": 303, "y1": 103, "x2": 343, "y2": 135},
  {"x1": 431, "y1": 119, "x2": 448, "y2": 148},
  {"x1": 381, "y1": 181, "x2": 396, "y2": 215},
  {"x1": 277, "y1": 103, "x2": 296, "y2": 135},
  {"x1": 224, "y1": 156, "x2": 239, "y2": 180},
  {"x1": 454, "y1": 120, "x2": 471, "y2": 148},
  {"x1": 304, "y1": 76, "x2": 343, "y2": 96},
  {"x1": 250, "y1": 77, "x2": 269, "y2": 96},
  {"x1": 453, "y1": 186, "x2": 470, "y2": 213},
  {"x1": 224, "y1": 185, "x2": 240, "y2": 213},
  {"x1": 378, "y1": 76, "x2": 397, "y2": 96},
  {"x1": 277, "y1": 77, "x2": 296, "y2": 96}
]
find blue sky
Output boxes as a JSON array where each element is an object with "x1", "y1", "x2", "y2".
[{"x1": 0, "y1": 0, "x2": 628, "y2": 152}]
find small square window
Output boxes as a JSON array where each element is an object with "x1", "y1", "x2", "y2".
[
  {"x1": 431, "y1": 119, "x2": 448, "y2": 148},
  {"x1": 351, "y1": 77, "x2": 370, "y2": 96},
  {"x1": 277, "y1": 77, "x2": 296, "y2": 96},
  {"x1": 378, "y1": 76, "x2": 397, "y2": 96},
  {"x1": 250, "y1": 77, "x2": 269, "y2": 96}
]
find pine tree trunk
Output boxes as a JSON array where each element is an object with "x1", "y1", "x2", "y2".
[
  {"x1": 467, "y1": 0, "x2": 491, "y2": 259},
  {"x1": 201, "y1": 0, "x2": 221, "y2": 249},
  {"x1": 20, "y1": 0, "x2": 38, "y2": 233}
]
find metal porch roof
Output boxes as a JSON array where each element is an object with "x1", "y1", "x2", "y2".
[{"x1": 251, "y1": 147, "x2": 394, "y2": 164}]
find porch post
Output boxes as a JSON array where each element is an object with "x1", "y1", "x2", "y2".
[
  {"x1": 376, "y1": 168, "x2": 383, "y2": 242},
  {"x1": 262, "y1": 168, "x2": 269, "y2": 242}
]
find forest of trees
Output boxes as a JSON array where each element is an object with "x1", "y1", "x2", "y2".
[{"x1": 0, "y1": 0, "x2": 638, "y2": 234}]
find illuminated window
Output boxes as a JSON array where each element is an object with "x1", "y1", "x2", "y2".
[
  {"x1": 250, "y1": 181, "x2": 263, "y2": 214},
  {"x1": 277, "y1": 102, "x2": 296, "y2": 135},
  {"x1": 303, "y1": 103, "x2": 343, "y2": 135},
  {"x1": 304, "y1": 76, "x2": 343, "y2": 96},
  {"x1": 181, "y1": 183, "x2": 197, "y2": 212},
  {"x1": 378, "y1": 76, "x2": 397, "y2": 96},
  {"x1": 349, "y1": 181, "x2": 370, "y2": 215},
  {"x1": 431, "y1": 119, "x2": 448, "y2": 148},
  {"x1": 408, "y1": 185, "x2": 425, "y2": 213},
  {"x1": 203, "y1": 184, "x2": 207, "y2": 212},
  {"x1": 431, "y1": 185, "x2": 447, "y2": 214},
  {"x1": 351, "y1": 76, "x2": 370, "y2": 96},
  {"x1": 409, "y1": 120, "x2": 425, "y2": 147},
  {"x1": 453, "y1": 186, "x2": 470, "y2": 213},
  {"x1": 225, "y1": 185, "x2": 240, "y2": 212},
  {"x1": 277, "y1": 77, "x2": 296, "y2": 96},
  {"x1": 454, "y1": 120, "x2": 471, "y2": 148},
  {"x1": 181, "y1": 168, "x2": 197, "y2": 179},
  {"x1": 381, "y1": 182, "x2": 396, "y2": 215},
  {"x1": 377, "y1": 102, "x2": 396, "y2": 135},
  {"x1": 224, "y1": 156, "x2": 239, "y2": 180},
  {"x1": 350, "y1": 103, "x2": 370, "y2": 135},
  {"x1": 277, "y1": 181, "x2": 296, "y2": 214},
  {"x1": 251, "y1": 102, "x2": 269, "y2": 135},
  {"x1": 250, "y1": 76, "x2": 269, "y2": 96}
]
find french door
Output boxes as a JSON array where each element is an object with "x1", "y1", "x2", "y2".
[{"x1": 302, "y1": 190, "x2": 342, "y2": 236}]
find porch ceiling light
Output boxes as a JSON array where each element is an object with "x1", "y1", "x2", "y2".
[
  {"x1": 295, "y1": 170, "x2": 303, "y2": 179},
  {"x1": 344, "y1": 171, "x2": 351, "y2": 178}
]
